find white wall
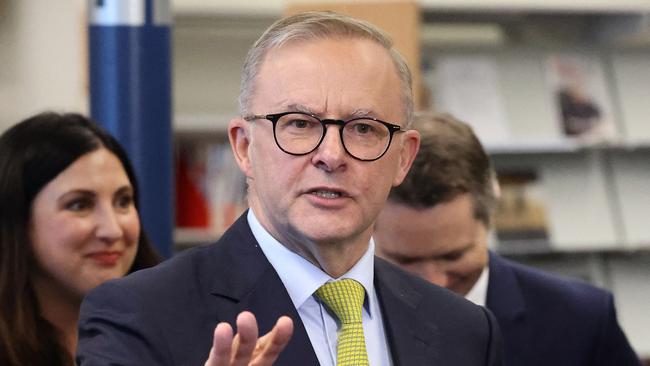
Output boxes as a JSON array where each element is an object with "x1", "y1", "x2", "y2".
[{"x1": 0, "y1": 0, "x2": 87, "y2": 133}]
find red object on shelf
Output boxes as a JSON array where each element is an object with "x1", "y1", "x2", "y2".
[{"x1": 175, "y1": 149, "x2": 210, "y2": 228}]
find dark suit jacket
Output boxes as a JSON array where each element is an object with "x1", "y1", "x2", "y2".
[
  {"x1": 487, "y1": 252, "x2": 641, "y2": 366},
  {"x1": 77, "y1": 214, "x2": 503, "y2": 365}
]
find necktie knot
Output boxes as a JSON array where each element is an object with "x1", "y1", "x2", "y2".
[{"x1": 315, "y1": 279, "x2": 365, "y2": 324}]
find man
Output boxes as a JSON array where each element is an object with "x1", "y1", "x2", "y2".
[
  {"x1": 77, "y1": 12, "x2": 503, "y2": 366},
  {"x1": 374, "y1": 112, "x2": 641, "y2": 366}
]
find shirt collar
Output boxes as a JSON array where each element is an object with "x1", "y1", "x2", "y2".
[
  {"x1": 247, "y1": 210, "x2": 376, "y2": 313},
  {"x1": 464, "y1": 265, "x2": 490, "y2": 307}
]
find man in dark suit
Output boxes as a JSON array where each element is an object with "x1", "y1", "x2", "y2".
[
  {"x1": 77, "y1": 11, "x2": 503, "y2": 366},
  {"x1": 374, "y1": 112, "x2": 641, "y2": 366}
]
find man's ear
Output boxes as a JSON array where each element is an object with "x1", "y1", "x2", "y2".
[
  {"x1": 491, "y1": 170, "x2": 501, "y2": 199},
  {"x1": 392, "y1": 129, "x2": 420, "y2": 187},
  {"x1": 229, "y1": 117, "x2": 253, "y2": 177}
]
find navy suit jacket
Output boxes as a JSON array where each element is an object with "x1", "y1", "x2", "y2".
[
  {"x1": 78, "y1": 214, "x2": 503, "y2": 365},
  {"x1": 487, "y1": 252, "x2": 641, "y2": 366}
]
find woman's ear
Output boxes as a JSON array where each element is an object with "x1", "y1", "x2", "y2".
[{"x1": 228, "y1": 117, "x2": 253, "y2": 177}]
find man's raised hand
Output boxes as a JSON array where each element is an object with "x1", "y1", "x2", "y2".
[{"x1": 204, "y1": 311, "x2": 294, "y2": 366}]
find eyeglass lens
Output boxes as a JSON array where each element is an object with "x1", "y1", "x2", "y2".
[{"x1": 274, "y1": 113, "x2": 392, "y2": 160}]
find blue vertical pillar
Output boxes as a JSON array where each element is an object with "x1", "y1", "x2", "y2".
[{"x1": 88, "y1": 0, "x2": 173, "y2": 258}]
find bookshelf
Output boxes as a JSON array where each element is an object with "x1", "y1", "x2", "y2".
[
  {"x1": 171, "y1": 2, "x2": 650, "y2": 357},
  {"x1": 172, "y1": 14, "x2": 268, "y2": 245}
]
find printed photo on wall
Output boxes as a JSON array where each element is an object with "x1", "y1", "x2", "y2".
[{"x1": 545, "y1": 53, "x2": 618, "y2": 143}]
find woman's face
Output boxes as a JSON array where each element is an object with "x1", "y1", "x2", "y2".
[{"x1": 29, "y1": 148, "x2": 140, "y2": 299}]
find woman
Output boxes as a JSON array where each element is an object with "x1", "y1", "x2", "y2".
[{"x1": 0, "y1": 112, "x2": 160, "y2": 366}]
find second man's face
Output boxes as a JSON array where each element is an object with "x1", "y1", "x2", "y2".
[
  {"x1": 234, "y1": 37, "x2": 419, "y2": 263},
  {"x1": 375, "y1": 193, "x2": 489, "y2": 296}
]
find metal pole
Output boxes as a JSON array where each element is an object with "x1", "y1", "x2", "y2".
[{"x1": 88, "y1": 0, "x2": 173, "y2": 257}]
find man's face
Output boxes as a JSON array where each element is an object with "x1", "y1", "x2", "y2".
[
  {"x1": 229, "y1": 37, "x2": 419, "y2": 269},
  {"x1": 374, "y1": 193, "x2": 488, "y2": 296}
]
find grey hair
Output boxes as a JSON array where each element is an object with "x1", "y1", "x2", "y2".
[{"x1": 238, "y1": 11, "x2": 413, "y2": 126}]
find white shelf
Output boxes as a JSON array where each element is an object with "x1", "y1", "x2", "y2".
[
  {"x1": 173, "y1": 0, "x2": 650, "y2": 16},
  {"x1": 486, "y1": 139, "x2": 650, "y2": 155},
  {"x1": 419, "y1": 0, "x2": 650, "y2": 13},
  {"x1": 174, "y1": 114, "x2": 234, "y2": 135},
  {"x1": 498, "y1": 241, "x2": 650, "y2": 256},
  {"x1": 485, "y1": 138, "x2": 584, "y2": 155}
]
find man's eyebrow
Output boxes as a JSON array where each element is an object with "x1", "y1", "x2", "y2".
[
  {"x1": 381, "y1": 249, "x2": 421, "y2": 263},
  {"x1": 350, "y1": 109, "x2": 376, "y2": 118},
  {"x1": 430, "y1": 242, "x2": 475, "y2": 260},
  {"x1": 285, "y1": 103, "x2": 316, "y2": 114},
  {"x1": 283, "y1": 105, "x2": 378, "y2": 119}
]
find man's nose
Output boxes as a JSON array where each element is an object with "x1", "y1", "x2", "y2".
[
  {"x1": 425, "y1": 267, "x2": 450, "y2": 289},
  {"x1": 312, "y1": 125, "x2": 347, "y2": 171}
]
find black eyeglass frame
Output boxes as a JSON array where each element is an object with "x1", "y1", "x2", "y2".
[{"x1": 243, "y1": 111, "x2": 405, "y2": 162}]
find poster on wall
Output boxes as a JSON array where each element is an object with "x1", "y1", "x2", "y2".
[
  {"x1": 545, "y1": 53, "x2": 618, "y2": 144},
  {"x1": 423, "y1": 55, "x2": 511, "y2": 145}
]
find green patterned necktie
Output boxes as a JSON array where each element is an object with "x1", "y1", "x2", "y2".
[{"x1": 315, "y1": 279, "x2": 369, "y2": 366}]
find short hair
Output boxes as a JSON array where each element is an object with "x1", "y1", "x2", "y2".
[
  {"x1": 0, "y1": 112, "x2": 159, "y2": 366},
  {"x1": 388, "y1": 112, "x2": 497, "y2": 226},
  {"x1": 239, "y1": 10, "x2": 413, "y2": 126}
]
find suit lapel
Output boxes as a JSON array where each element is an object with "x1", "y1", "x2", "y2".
[
  {"x1": 374, "y1": 258, "x2": 441, "y2": 365},
  {"x1": 486, "y1": 252, "x2": 527, "y2": 323},
  {"x1": 206, "y1": 213, "x2": 319, "y2": 365},
  {"x1": 486, "y1": 251, "x2": 530, "y2": 364}
]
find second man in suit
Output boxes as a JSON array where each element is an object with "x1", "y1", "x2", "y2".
[{"x1": 374, "y1": 112, "x2": 641, "y2": 366}]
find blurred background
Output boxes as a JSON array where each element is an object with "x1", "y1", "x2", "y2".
[{"x1": 1, "y1": 0, "x2": 649, "y2": 360}]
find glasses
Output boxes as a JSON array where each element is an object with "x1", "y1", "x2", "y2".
[{"x1": 243, "y1": 112, "x2": 405, "y2": 161}]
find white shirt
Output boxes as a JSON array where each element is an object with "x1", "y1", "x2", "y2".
[
  {"x1": 464, "y1": 265, "x2": 490, "y2": 307},
  {"x1": 248, "y1": 210, "x2": 393, "y2": 366}
]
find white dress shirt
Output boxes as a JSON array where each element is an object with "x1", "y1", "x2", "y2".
[
  {"x1": 464, "y1": 265, "x2": 490, "y2": 307},
  {"x1": 248, "y1": 210, "x2": 393, "y2": 366}
]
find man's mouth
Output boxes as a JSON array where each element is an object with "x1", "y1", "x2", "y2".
[{"x1": 311, "y1": 189, "x2": 342, "y2": 199}]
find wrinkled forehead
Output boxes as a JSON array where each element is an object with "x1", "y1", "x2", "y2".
[
  {"x1": 253, "y1": 38, "x2": 405, "y2": 121},
  {"x1": 242, "y1": 25, "x2": 411, "y2": 120}
]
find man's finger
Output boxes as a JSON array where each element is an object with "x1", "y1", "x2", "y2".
[
  {"x1": 204, "y1": 322, "x2": 233, "y2": 366},
  {"x1": 250, "y1": 316, "x2": 294, "y2": 366},
  {"x1": 231, "y1": 311, "x2": 259, "y2": 366}
]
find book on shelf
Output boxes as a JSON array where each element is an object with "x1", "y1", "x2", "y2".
[
  {"x1": 175, "y1": 145, "x2": 210, "y2": 228},
  {"x1": 422, "y1": 54, "x2": 511, "y2": 145},
  {"x1": 493, "y1": 170, "x2": 549, "y2": 244},
  {"x1": 544, "y1": 53, "x2": 618, "y2": 144},
  {"x1": 175, "y1": 141, "x2": 247, "y2": 238}
]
